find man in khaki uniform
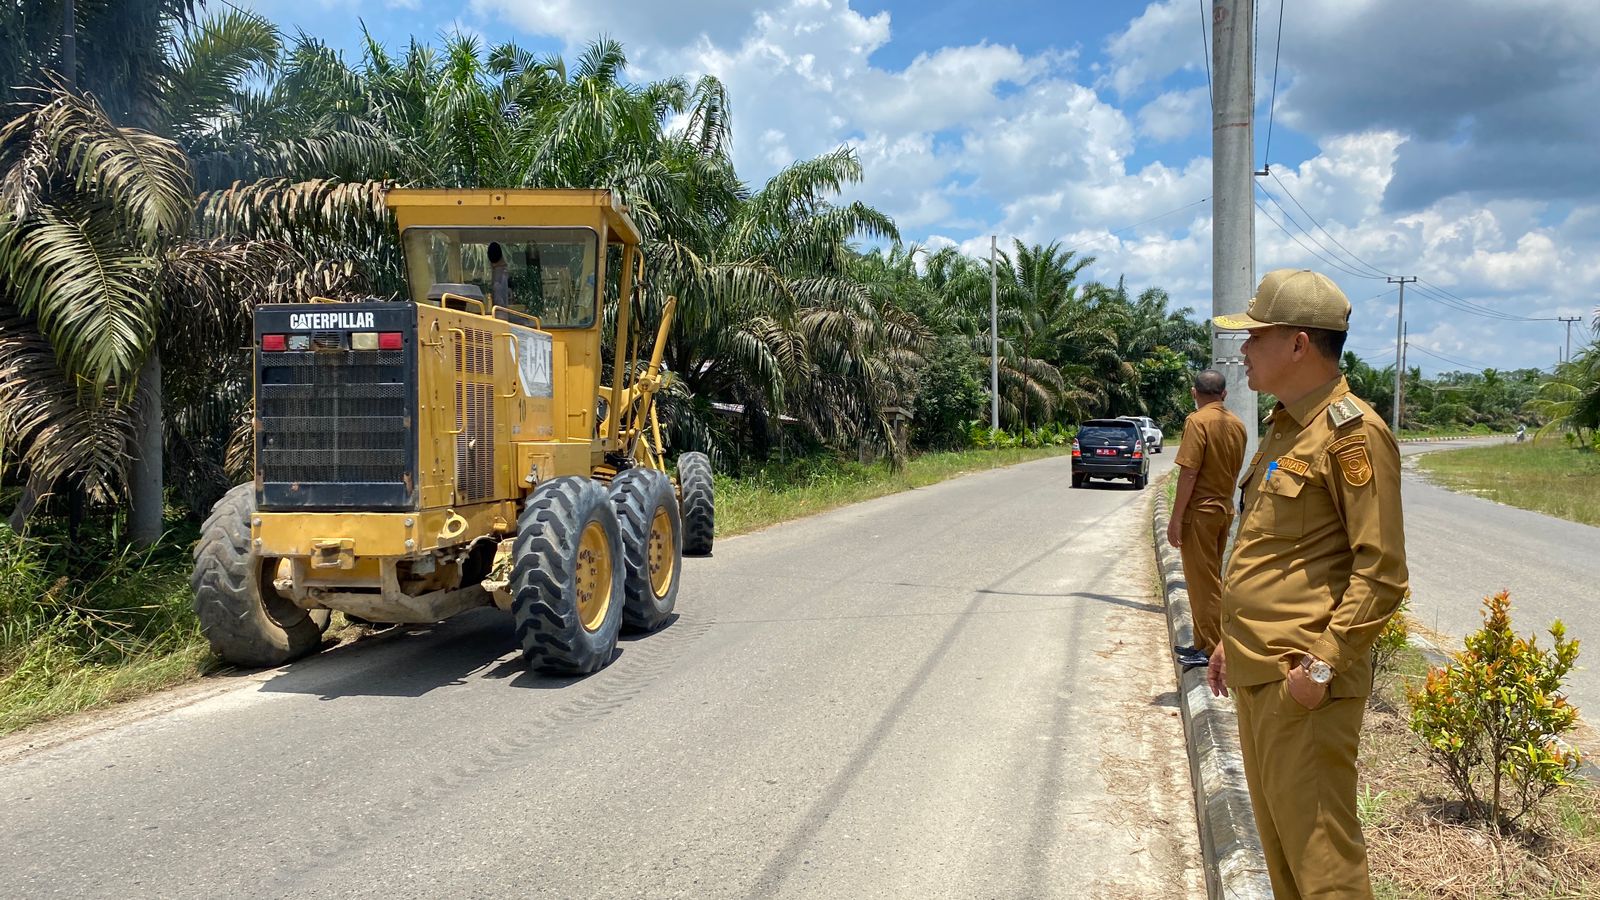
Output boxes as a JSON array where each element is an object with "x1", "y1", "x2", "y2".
[
  {"x1": 1168, "y1": 369, "x2": 1247, "y2": 667},
  {"x1": 1207, "y1": 268, "x2": 1409, "y2": 900}
]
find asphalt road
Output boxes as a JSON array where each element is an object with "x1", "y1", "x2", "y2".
[
  {"x1": 0, "y1": 452, "x2": 1200, "y2": 899},
  {"x1": 1398, "y1": 438, "x2": 1600, "y2": 715}
]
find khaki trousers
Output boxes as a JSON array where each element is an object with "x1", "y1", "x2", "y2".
[
  {"x1": 1179, "y1": 507, "x2": 1232, "y2": 654},
  {"x1": 1235, "y1": 680, "x2": 1371, "y2": 900}
]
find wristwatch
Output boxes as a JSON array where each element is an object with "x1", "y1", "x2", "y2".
[{"x1": 1301, "y1": 655, "x2": 1334, "y2": 685}]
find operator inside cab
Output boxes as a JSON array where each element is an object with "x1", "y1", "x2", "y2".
[{"x1": 402, "y1": 227, "x2": 600, "y2": 329}]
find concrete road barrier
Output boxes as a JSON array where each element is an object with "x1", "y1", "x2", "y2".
[{"x1": 1152, "y1": 489, "x2": 1274, "y2": 900}]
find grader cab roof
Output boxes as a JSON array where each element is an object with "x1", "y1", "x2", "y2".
[{"x1": 385, "y1": 188, "x2": 642, "y2": 244}]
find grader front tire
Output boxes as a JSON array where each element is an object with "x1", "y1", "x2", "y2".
[
  {"x1": 511, "y1": 477, "x2": 626, "y2": 675},
  {"x1": 677, "y1": 451, "x2": 715, "y2": 557},
  {"x1": 191, "y1": 484, "x2": 328, "y2": 668},
  {"x1": 610, "y1": 468, "x2": 682, "y2": 633}
]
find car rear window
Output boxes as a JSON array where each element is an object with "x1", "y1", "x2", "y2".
[{"x1": 1079, "y1": 425, "x2": 1138, "y2": 442}]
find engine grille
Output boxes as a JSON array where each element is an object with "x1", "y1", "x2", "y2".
[
  {"x1": 454, "y1": 328, "x2": 496, "y2": 503},
  {"x1": 258, "y1": 349, "x2": 414, "y2": 506}
]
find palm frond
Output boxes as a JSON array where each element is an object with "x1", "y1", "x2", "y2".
[
  {"x1": 0, "y1": 203, "x2": 161, "y2": 391},
  {"x1": 0, "y1": 308, "x2": 135, "y2": 514},
  {"x1": 3, "y1": 85, "x2": 193, "y2": 245}
]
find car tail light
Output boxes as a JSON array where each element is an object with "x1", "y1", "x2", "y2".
[
  {"x1": 1071, "y1": 439, "x2": 1081, "y2": 458},
  {"x1": 378, "y1": 331, "x2": 403, "y2": 350},
  {"x1": 261, "y1": 334, "x2": 286, "y2": 352},
  {"x1": 1132, "y1": 444, "x2": 1144, "y2": 459}
]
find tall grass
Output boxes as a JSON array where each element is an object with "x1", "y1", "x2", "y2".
[
  {"x1": 1416, "y1": 442, "x2": 1600, "y2": 527},
  {"x1": 0, "y1": 523, "x2": 209, "y2": 735}
]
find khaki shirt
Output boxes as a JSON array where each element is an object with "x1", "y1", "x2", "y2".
[
  {"x1": 1221, "y1": 375, "x2": 1409, "y2": 697},
  {"x1": 1173, "y1": 401, "x2": 1248, "y2": 515}
]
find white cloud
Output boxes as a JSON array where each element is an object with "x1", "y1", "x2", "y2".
[
  {"x1": 468, "y1": 0, "x2": 764, "y2": 56},
  {"x1": 1102, "y1": 0, "x2": 1200, "y2": 97},
  {"x1": 1137, "y1": 87, "x2": 1207, "y2": 143},
  {"x1": 453, "y1": 0, "x2": 1600, "y2": 373}
]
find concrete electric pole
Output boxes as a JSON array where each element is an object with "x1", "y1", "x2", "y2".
[
  {"x1": 1212, "y1": 0, "x2": 1258, "y2": 465},
  {"x1": 1386, "y1": 276, "x2": 1416, "y2": 434},
  {"x1": 1560, "y1": 316, "x2": 1582, "y2": 364},
  {"x1": 62, "y1": 0, "x2": 76, "y2": 87},
  {"x1": 1399, "y1": 323, "x2": 1407, "y2": 431},
  {"x1": 990, "y1": 235, "x2": 1000, "y2": 431}
]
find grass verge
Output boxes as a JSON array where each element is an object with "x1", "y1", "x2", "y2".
[
  {"x1": 716, "y1": 446, "x2": 1070, "y2": 537},
  {"x1": 1415, "y1": 441, "x2": 1600, "y2": 527},
  {"x1": 0, "y1": 524, "x2": 209, "y2": 736},
  {"x1": 1, "y1": 447, "x2": 1068, "y2": 737},
  {"x1": 1362, "y1": 641, "x2": 1600, "y2": 898}
]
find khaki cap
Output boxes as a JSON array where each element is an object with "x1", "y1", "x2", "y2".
[{"x1": 1213, "y1": 268, "x2": 1352, "y2": 332}]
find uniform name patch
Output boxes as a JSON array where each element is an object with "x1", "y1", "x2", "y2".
[
  {"x1": 1274, "y1": 456, "x2": 1311, "y2": 478},
  {"x1": 288, "y1": 311, "x2": 376, "y2": 330}
]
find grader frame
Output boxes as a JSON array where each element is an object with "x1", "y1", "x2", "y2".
[{"x1": 190, "y1": 189, "x2": 714, "y2": 674}]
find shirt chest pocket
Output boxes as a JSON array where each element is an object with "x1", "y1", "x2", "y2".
[{"x1": 1252, "y1": 472, "x2": 1306, "y2": 538}]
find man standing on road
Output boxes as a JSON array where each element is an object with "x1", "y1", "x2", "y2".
[
  {"x1": 1168, "y1": 369, "x2": 1246, "y2": 669},
  {"x1": 1207, "y1": 268, "x2": 1409, "y2": 900}
]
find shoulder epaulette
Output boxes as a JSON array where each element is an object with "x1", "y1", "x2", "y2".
[{"x1": 1327, "y1": 396, "x2": 1363, "y2": 429}]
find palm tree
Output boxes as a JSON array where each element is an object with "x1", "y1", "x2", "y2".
[
  {"x1": 1527, "y1": 347, "x2": 1600, "y2": 444},
  {"x1": 0, "y1": 85, "x2": 293, "y2": 534}
]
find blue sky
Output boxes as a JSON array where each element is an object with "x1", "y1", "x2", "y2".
[{"x1": 236, "y1": 0, "x2": 1600, "y2": 375}]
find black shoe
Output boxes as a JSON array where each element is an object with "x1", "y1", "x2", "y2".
[
  {"x1": 1177, "y1": 649, "x2": 1210, "y2": 669},
  {"x1": 1172, "y1": 644, "x2": 1197, "y2": 656}
]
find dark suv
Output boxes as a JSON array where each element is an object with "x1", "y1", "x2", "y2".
[{"x1": 1072, "y1": 419, "x2": 1149, "y2": 489}]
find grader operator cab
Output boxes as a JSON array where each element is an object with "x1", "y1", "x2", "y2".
[{"x1": 191, "y1": 189, "x2": 715, "y2": 675}]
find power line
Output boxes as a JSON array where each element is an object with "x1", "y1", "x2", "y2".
[
  {"x1": 1255, "y1": 182, "x2": 1386, "y2": 280},
  {"x1": 1252, "y1": 0, "x2": 1260, "y2": 113},
  {"x1": 1199, "y1": 0, "x2": 1212, "y2": 113},
  {"x1": 1262, "y1": 0, "x2": 1284, "y2": 170},
  {"x1": 1253, "y1": 189, "x2": 1385, "y2": 281},
  {"x1": 1409, "y1": 282, "x2": 1556, "y2": 323},
  {"x1": 1256, "y1": 170, "x2": 1574, "y2": 326},
  {"x1": 1413, "y1": 278, "x2": 1558, "y2": 323},
  {"x1": 1253, "y1": 182, "x2": 1564, "y2": 324},
  {"x1": 1406, "y1": 343, "x2": 1497, "y2": 372},
  {"x1": 1266, "y1": 169, "x2": 1389, "y2": 278}
]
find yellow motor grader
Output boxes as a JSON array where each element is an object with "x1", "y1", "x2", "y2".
[{"x1": 191, "y1": 189, "x2": 714, "y2": 674}]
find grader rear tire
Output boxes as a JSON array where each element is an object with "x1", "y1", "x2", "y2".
[
  {"x1": 511, "y1": 477, "x2": 626, "y2": 674},
  {"x1": 191, "y1": 484, "x2": 329, "y2": 668},
  {"x1": 610, "y1": 468, "x2": 682, "y2": 633},
  {"x1": 677, "y1": 451, "x2": 714, "y2": 557}
]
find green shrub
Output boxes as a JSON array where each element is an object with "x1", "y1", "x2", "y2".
[
  {"x1": 1407, "y1": 590, "x2": 1583, "y2": 832},
  {"x1": 964, "y1": 422, "x2": 1074, "y2": 451},
  {"x1": 912, "y1": 336, "x2": 989, "y2": 449}
]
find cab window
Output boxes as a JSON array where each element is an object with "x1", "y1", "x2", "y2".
[{"x1": 401, "y1": 226, "x2": 600, "y2": 328}]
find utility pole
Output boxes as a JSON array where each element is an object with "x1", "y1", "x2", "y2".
[
  {"x1": 1212, "y1": 0, "x2": 1258, "y2": 467},
  {"x1": 1559, "y1": 316, "x2": 1582, "y2": 364},
  {"x1": 62, "y1": 0, "x2": 76, "y2": 88},
  {"x1": 990, "y1": 235, "x2": 999, "y2": 431},
  {"x1": 1386, "y1": 276, "x2": 1416, "y2": 434},
  {"x1": 1399, "y1": 323, "x2": 1407, "y2": 432}
]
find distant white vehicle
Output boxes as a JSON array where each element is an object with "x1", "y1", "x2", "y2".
[{"x1": 1117, "y1": 416, "x2": 1163, "y2": 453}]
